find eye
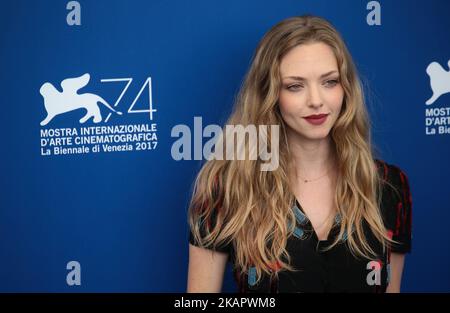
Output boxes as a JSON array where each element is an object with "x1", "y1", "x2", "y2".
[
  {"x1": 324, "y1": 78, "x2": 340, "y2": 88},
  {"x1": 286, "y1": 84, "x2": 303, "y2": 92}
]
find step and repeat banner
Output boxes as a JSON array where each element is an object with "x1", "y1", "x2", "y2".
[{"x1": 0, "y1": 0, "x2": 449, "y2": 292}]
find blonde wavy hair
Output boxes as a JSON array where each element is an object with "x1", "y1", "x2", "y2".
[{"x1": 188, "y1": 15, "x2": 394, "y2": 285}]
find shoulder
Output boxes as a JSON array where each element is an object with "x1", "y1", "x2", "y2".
[
  {"x1": 374, "y1": 158, "x2": 412, "y2": 203},
  {"x1": 374, "y1": 159, "x2": 411, "y2": 200},
  {"x1": 374, "y1": 159, "x2": 409, "y2": 184}
]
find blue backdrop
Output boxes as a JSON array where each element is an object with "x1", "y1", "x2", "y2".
[{"x1": 0, "y1": 0, "x2": 449, "y2": 292}]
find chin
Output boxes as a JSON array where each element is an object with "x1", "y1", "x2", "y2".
[{"x1": 299, "y1": 129, "x2": 332, "y2": 141}]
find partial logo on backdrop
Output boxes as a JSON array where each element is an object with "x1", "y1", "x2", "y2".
[
  {"x1": 425, "y1": 59, "x2": 450, "y2": 136},
  {"x1": 39, "y1": 73, "x2": 158, "y2": 156}
]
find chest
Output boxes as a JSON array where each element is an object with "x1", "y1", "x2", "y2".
[{"x1": 293, "y1": 181, "x2": 336, "y2": 240}]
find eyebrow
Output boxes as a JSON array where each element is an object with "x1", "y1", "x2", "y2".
[{"x1": 282, "y1": 70, "x2": 339, "y2": 81}]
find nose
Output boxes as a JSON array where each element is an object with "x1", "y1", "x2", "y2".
[{"x1": 307, "y1": 84, "x2": 323, "y2": 108}]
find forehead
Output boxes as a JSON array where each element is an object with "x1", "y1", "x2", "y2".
[{"x1": 279, "y1": 42, "x2": 338, "y2": 77}]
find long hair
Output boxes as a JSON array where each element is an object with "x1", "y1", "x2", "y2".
[{"x1": 188, "y1": 15, "x2": 394, "y2": 285}]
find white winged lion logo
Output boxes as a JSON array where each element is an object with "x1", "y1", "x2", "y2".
[
  {"x1": 425, "y1": 60, "x2": 450, "y2": 105},
  {"x1": 40, "y1": 73, "x2": 122, "y2": 126}
]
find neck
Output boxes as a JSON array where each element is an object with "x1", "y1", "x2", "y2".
[{"x1": 287, "y1": 128, "x2": 337, "y2": 183}]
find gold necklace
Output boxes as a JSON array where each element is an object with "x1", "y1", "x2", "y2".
[{"x1": 297, "y1": 166, "x2": 331, "y2": 183}]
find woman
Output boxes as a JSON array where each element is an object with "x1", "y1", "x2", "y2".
[{"x1": 187, "y1": 15, "x2": 412, "y2": 293}]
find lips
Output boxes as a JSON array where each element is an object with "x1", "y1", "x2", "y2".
[
  {"x1": 304, "y1": 113, "x2": 329, "y2": 119},
  {"x1": 303, "y1": 113, "x2": 329, "y2": 125}
]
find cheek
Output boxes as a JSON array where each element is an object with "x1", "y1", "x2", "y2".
[
  {"x1": 328, "y1": 86, "x2": 345, "y2": 112},
  {"x1": 278, "y1": 91, "x2": 301, "y2": 115}
]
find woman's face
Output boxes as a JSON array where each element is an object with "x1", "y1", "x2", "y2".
[{"x1": 278, "y1": 42, "x2": 344, "y2": 141}]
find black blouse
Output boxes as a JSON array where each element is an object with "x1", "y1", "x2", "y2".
[{"x1": 189, "y1": 159, "x2": 412, "y2": 293}]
